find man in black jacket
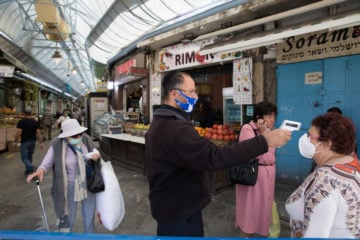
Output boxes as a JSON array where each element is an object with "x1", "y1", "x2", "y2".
[{"x1": 145, "y1": 71, "x2": 291, "y2": 237}]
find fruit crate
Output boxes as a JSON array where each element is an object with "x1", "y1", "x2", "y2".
[{"x1": 207, "y1": 139, "x2": 235, "y2": 193}]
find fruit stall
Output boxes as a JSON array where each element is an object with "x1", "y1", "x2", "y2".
[
  {"x1": 0, "y1": 107, "x2": 22, "y2": 152},
  {"x1": 99, "y1": 123, "x2": 238, "y2": 190},
  {"x1": 195, "y1": 124, "x2": 238, "y2": 193}
]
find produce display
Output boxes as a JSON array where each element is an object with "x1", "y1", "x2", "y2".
[
  {"x1": 123, "y1": 123, "x2": 151, "y2": 137},
  {"x1": 0, "y1": 113, "x2": 21, "y2": 128},
  {"x1": 195, "y1": 124, "x2": 238, "y2": 145}
]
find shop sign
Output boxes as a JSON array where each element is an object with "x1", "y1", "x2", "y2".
[
  {"x1": 305, "y1": 72, "x2": 322, "y2": 85},
  {"x1": 0, "y1": 65, "x2": 15, "y2": 77},
  {"x1": 232, "y1": 57, "x2": 253, "y2": 104},
  {"x1": 276, "y1": 26, "x2": 360, "y2": 64},
  {"x1": 116, "y1": 59, "x2": 136, "y2": 75},
  {"x1": 129, "y1": 67, "x2": 147, "y2": 76},
  {"x1": 96, "y1": 82, "x2": 108, "y2": 92},
  {"x1": 159, "y1": 38, "x2": 241, "y2": 71}
]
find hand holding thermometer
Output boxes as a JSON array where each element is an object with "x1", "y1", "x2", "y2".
[{"x1": 280, "y1": 120, "x2": 301, "y2": 131}]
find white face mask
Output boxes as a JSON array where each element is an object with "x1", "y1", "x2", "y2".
[{"x1": 298, "y1": 133, "x2": 321, "y2": 159}]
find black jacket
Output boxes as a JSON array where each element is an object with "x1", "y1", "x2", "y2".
[{"x1": 145, "y1": 105, "x2": 268, "y2": 222}]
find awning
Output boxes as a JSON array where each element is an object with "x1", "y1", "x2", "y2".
[{"x1": 200, "y1": 12, "x2": 360, "y2": 55}]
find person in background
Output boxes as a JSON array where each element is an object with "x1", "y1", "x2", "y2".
[
  {"x1": 286, "y1": 113, "x2": 360, "y2": 238},
  {"x1": 191, "y1": 99, "x2": 214, "y2": 127},
  {"x1": 326, "y1": 106, "x2": 342, "y2": 114},
  {"x1": 71, "y1": 107, "x2": 80, "y2": 124},
  {"x1": 14, "y1": 107, "x2": 44, "y2": 175},
  {"x1": 145, "y1": 71, "x2": 291, "y2": 237},
  {"x1": 26, "y1": 119, "x2": 101, "y2": 233},
  {"x1": 56, "y1": 109, "x2": 70, "y2": 129},
  {"x1": 235, "y1": 101, "x2": 279, "y2": 238},
  {"x1": 43, "y1": 105, "x2": 54, "y2": 141}
]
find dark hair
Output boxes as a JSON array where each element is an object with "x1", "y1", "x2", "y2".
[
  {"x1": 162, "y1": 71, "x2": 189, "y2": 100},
  {"x1": 253, "y1": 101, "x2": 277, "y2": 121},
  {"x1": 326, "y1": 107, "x2": 342, "y2": 115},
  {"x1": 311, "y1": 112, "x2": 355, "y2": 154}
]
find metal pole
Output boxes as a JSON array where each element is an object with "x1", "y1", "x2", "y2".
[{"x1": 35, "y1": 177, "x2": 49, "y2": 231}]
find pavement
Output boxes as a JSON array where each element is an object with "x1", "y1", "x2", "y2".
[{"x1": 0, "y1": 128, "x2": 296, "y2": 238}]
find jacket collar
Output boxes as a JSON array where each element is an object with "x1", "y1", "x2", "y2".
[{"x1": 154, "y1": 104, "x2": 190, "y2": 122}]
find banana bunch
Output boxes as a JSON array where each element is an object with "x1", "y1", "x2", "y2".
[{"x1": 134, "y1": 123, "x2": 150, "y2": 130}]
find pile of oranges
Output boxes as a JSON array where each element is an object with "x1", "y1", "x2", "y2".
[{"x1": 195, "y1": 124, "x2": 238, "y2": 143}]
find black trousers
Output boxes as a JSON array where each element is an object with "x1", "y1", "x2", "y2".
[{"x1": 156, "y1": 211, "x2": 204, "y2": 237}]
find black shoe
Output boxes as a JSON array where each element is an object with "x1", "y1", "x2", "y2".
[{"x1": 58, "y1": 215, "x2": 70, "y2": 232}]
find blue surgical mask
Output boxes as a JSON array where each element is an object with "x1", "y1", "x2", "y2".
[
  {"x1": 69, "y1": 137, "x2": 82, "y2": 146},
  {"x1": 175, "y1": 90, "x2": 198, "y2": 113}
]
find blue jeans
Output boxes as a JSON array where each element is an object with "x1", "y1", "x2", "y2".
[
  {"x1": 157, "y1": 211, "x2": 204, "y2": 237},
  {"x1": 67, "y1": 183, "x2": 96, "y2": 233},
  {"x1": 20, "y1": 141, "x2": 36, "y2": 173}
]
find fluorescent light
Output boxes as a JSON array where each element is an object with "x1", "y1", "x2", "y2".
[
  {"x1": 21, "y1": 72, "x2": 62, "y2": 93},
  {"x1": 108, "y1": 81, "x2": 114, "y2": 90},
  {"x1": 200, "y1": 13, "x2": 360, "y2": 55}
]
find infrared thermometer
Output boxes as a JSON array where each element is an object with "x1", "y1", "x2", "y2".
[{"x1": 280, "y1": 120, "x2": 301, "y2": 131}]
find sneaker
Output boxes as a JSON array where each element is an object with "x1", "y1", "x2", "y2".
[{"x1": 58, "y1": 215, "x2": 70, "y2": 232}]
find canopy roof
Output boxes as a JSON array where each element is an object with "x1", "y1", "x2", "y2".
[{"x1": 0, "y1": 0, "x2": 233, "y2": 98}]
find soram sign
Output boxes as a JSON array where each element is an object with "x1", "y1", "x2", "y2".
[
  {"x1": 159, "y1": 39, "x2": 241, "y2": 71},
  {"x1": 276, "y1": 26, "x2": 360, "y2": 64}
]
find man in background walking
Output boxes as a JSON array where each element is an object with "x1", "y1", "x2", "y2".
[
  {"x1": 14, "y1": 107, "x2": 44, "y2": 175},
  {"x1": 43, "y1": 105, "x2": 54, "y2": 140}
]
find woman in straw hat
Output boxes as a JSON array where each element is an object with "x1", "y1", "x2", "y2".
[{"x1": 27, "y1": 119, "x2": 101, "y2": 233}]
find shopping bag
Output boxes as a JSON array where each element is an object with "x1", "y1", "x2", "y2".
[
  {"x1": 86, "y1": 160, "x2": 105, "y2": 193},
  {"x1": 268, "y1": 201, "x2": 281, "y2": 238},
  {"x1": 96, "y1": 159, "x2": 125, "y2": 231}
]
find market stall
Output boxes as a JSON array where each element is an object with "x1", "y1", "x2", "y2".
[{"x1": 100, "y1": 133, "x2": 145, "y2": 174}]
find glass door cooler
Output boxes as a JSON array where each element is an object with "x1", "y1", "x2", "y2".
[
  {"x1": 222, "y1": 87, "x2": 242, "y2": 132},
  {"x1": 222, "y1": 87, "x2": 255, "y2": 132}
]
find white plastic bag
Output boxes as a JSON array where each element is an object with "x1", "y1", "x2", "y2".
[{"x1": 96, "y1": 159, "x2": 125, "y2": 231}]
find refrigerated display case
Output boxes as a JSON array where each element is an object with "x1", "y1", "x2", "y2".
[
  {"x1": 222, "y1": 87, "x2": 255, "y2": 132},
  {"x1": 222, "y1": 87, "x2": 241, "y2": 131},
  {"x1": 86, "y1": 92, "x2": 109, "y2": 137}
]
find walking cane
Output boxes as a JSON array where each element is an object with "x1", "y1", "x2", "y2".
[{"x1": 34, "y1": 176, "x2": 50, "y2": 232}]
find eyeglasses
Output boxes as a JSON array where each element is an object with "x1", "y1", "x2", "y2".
[
  {"x1": 173, "y1": 88, "x2": 198, "y2": 96},
  {"x1": 70, "y1": 133, "x2": 82, "y2": 138}
]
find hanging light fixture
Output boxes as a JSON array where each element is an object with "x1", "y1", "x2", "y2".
[{"x1": 52, "y1": 43, "x2": 62, "y2": 64}]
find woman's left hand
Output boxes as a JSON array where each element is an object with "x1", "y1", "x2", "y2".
[
  {"x1": 91, "y1": 152, "x2": 101, "y2": 161},
  {"x1": 86, "y1": 148, "x2": 101, "y2": 161},
  {"x1": 256, "y1": 119, "x2": 267, "y2": 134}
]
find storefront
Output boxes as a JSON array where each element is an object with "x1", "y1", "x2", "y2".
[
  {"x1": 150, "y1": 38, "x2": 251, "y2": 127},
  {"x1": 111, "y1": 54, "x2": 148, "y2": 119},
  {"x1": 100, "y1": 53, "x2": 148, "y2": 171},
  {"x1": 275, "y1": 26, "x2": 360, "y2": 185}
]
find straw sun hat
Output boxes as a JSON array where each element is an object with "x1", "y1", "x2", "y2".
[{"x1": 58, "y1": 119, "x2": 87, "y2": 138}]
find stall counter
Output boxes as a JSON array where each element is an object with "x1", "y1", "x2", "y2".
[
  {"x1": 100, "y1": 133, "x2": 145, "y2": 173},
  {"x1": 101, "y1": 133, "x2": 145, "y2": 144}
]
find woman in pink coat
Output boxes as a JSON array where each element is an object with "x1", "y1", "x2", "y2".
[{"x1": 235, "y1": 101, "x2": 278, "y2": 237}]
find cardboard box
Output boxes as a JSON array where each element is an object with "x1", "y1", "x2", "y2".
[{"x1": 7, "y1": 141, "x2": 20, "y2": 153}]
